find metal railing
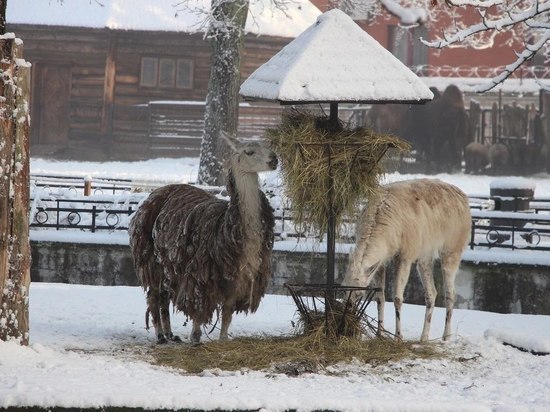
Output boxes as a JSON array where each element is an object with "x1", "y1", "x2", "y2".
[
  {"x1": 470, "y1": 210, "x2": 550, "y2": 251},
  {"x1": 29, "y1": 173, "x2": 550, "y2": 252},
  {"x1": 31, "y1": 198, "x2": 138, "y2": 232},
  {"x1": 28, "y1": 194, "x2": 550, "y2": 252}
]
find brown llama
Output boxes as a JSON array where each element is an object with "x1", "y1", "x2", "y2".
[{"x1": 129, "y1": 134, "x2": 277, "y2": 344}]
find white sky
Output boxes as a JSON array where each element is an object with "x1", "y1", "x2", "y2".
[{"x1": 6, "y1": 0, "x2": 321, "y2": 38}]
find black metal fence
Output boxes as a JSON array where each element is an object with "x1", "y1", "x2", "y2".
[
  {"x1": 29, "y1": 193, "x2": 550, "y2": 252},
  {"x1": 470, "y1": 210, "x2": 550, "y2": 251},
  {"x1": 30, "y1": 198, "x2": 138, "y2": 232}
]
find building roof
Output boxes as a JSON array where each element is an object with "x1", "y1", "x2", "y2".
[
  {"x1": 7, "y1": 0, "x2": 321, "y2": 38},
  {"x1": 240, "y1": 8, "x2": 434, "y2": 103}
]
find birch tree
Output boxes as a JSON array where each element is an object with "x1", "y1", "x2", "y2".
[{"x1": 197, "y1": 0, "x2": 249, "y2": 185}]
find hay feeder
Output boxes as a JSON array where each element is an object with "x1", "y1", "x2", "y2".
[{"x1": 285, "y1": 283, "x2": 381, "y2": 338}]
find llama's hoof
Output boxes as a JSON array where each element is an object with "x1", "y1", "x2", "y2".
[
  {"x1": 170, "y1": 334, "x2": 182, "y2": 343},
  {"x1": 157, "y1": 334, "x2": 169, "y2": 344}
]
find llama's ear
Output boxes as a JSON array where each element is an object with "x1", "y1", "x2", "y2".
[{"x1": 220, "y1": 131, "x2": 239, "y2": 152}]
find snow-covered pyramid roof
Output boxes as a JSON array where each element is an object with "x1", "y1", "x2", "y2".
[
  {"x1": 240, "y1": 9, "x2": 434, "y2": 103},
  {"x1": 7, "y1": 0, "x2": 321, "y2": 38}
]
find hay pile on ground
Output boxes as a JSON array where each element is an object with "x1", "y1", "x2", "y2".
[
  {"x1": 266, "y1": 109, "x2": 410, "y2": 235},
  {"x1": 150, "y1": 333, "x2": 439, "y2": 375}
]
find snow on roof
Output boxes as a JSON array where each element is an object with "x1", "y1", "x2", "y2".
[
  {"x1": 239, "y1": 8, "x2": 434, "y2": 103},
  {"x1": 6, "y1": 0, "x2": 321, "y2": 38}
]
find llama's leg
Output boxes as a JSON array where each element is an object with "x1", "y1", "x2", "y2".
[
  {"x1": 159, "y1": 287, "x2": 181, "y2": 342},
  {"x1": 220, "y1": 304, "x2": 233, "y2": 341},
  {"x1": 441, "y1": 252, "x2": 461, "y2": 341},
  {"x1": 417, "y1": 259, "x2": 437, "y2": 342},
  {"x1": 372, "y1": 266, "x2": 386, "y2": 335},
  {"x1": 146, "y1": 289, "x2": 166, "y2": 344},
  {"x1": 190, "y1": 321, "x2": 202, "y2": 345},
  {"x1": 393, "y1": 259, "x2": 413, "y2": 340}
]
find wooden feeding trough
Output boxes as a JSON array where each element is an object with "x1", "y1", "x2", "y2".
[{"x1": 240, "y1": 9, "x2": 433, "y2": 336}]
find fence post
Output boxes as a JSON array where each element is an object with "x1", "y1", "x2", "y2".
[
  {"x1": 92, "y1": 205, "x2": 97, "y2": 233},
  {"x1": 84, "y1": 176, "x2": 92, "y2": 196},
  {"x1": 56, "y1": 200, "x2": 60, "y2": 230},
  {"x1": 470, "y1": 221, "x2": 475, "y2": 250}
]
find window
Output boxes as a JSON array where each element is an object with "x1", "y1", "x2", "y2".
[
  {"x1": 177, "y1": 59, "x2": 193, "y2": 89},
  {"x1": 140, "y1": 57, "x2": 193, "y2": 89},
  {"x1": 159, "y1": 59, "x2": 176, "y2": 87},
  {"x1": 388, "y1": 26, "x2": 428, "y2": 67},
  {"x1": 140, "y1": 57, "x2": 158, "y2": 87}
]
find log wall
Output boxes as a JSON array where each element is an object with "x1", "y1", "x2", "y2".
[{"x1": 7, "y1": 24, "x2": 293, "y2": 160}]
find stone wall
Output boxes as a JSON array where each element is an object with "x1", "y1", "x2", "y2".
[
  {"x1": 31, "y1": 241, "x2": 550, "y2": 315},
  {"x1": 31, "y1": 241, "x2": 137, "y2": 286}
]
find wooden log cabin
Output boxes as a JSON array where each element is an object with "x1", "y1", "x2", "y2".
[{"x1": 7, "y1": 0, "x2": 320, "y2": 160}]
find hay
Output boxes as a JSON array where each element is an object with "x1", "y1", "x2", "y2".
[
  {"x1": 150, "y1": 334, "x2": 440, "y2": 375},
  {"x1": 266, "y1": 109, "x2": 410, "y2": 235},
  {"x1": 296, "y1": 299, "x2": 368, "y2": 339}
]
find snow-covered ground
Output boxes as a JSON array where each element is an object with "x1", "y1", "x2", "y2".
[
  {"x1": 1, "y1": 283, "x2": 550, "y2": 410},
  {"x1": 0, "y1": 156, "x2": 544, "y2": 410}
]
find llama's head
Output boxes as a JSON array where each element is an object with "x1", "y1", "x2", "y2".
[{"x1": 223, "y1": 133, "x2": 278, "y2": 173}]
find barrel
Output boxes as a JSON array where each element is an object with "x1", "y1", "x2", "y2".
[{"x1": 490, "y1": 178, "x2": 535, "y2": 227}]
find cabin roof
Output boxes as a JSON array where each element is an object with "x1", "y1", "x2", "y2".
[
  {"x1": 240, "y1": 9, "x2": 434, "y2": 103},
  {"x1": 7, "y1": 0, "x2": 321, "y2": 38}
]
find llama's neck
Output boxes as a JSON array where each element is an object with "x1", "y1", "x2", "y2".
[
  {"x1": 227, "y1": 167, "x2": 264, "y2": 286},
  {"x1": 229, "y1": 168, "x2": 262, "y2": 233}
]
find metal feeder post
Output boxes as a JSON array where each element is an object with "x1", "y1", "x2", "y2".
[{"x1": 325, "y1": 102, "x2": 339, "y2": 302}]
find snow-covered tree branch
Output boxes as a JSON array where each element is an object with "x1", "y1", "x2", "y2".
[
  {"x1": 378, "y1": 0, "x2": 428, "y2": 24},
  {"x1": 476, "y1": 29, "x2": 550, "y2": 91},
  {"x1": 422, "y1": 1, "x2": 549, "y2": 49},
  {"x1": 338, "y1": 0, "x2": 549, "y2": 92},
  {"x1": 421, "y1": 0, "x2": 550, "y2": 92}
]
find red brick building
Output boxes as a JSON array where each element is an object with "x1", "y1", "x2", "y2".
[{"x1": 310, "y1": 1, "x2": 545, "y2": 89}]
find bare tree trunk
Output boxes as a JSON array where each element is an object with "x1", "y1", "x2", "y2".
[
  {"x1": 0, "y1": 37, "x2": 31, "y2": 345},
  {"x1": 197, "y1": 0, "x2": 249, "y2": 186}
]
